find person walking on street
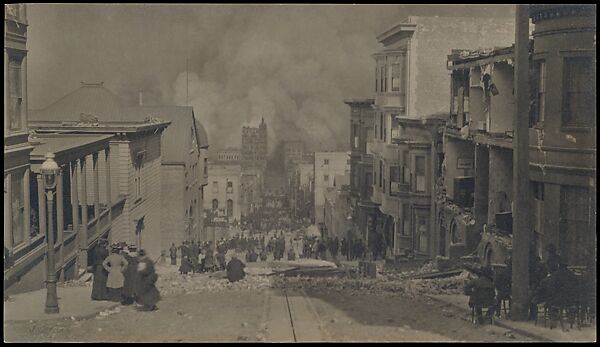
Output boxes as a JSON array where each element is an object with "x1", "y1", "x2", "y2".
[
  {"x1": 121, "y1": 246, "x2": 139, "y2": 305},
  {"x1": 135, "y1": 249, "x2": 161, "y2": 311},
  {"x1": 103, "y1": 244, "x2": 129, "y2": 302},
  {"x1": 91, "y1": 239, "x2": 110, "y2": 301},
  {"x1": 169, "y1": 243, "x2": 178, "y2": 265}
]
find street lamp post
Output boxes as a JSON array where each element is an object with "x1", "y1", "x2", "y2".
[{"x1": 41, "y1": 152, "x2": 60, "y2": 314}]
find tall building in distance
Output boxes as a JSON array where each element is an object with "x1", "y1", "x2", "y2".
[
  {"x1": 241, "y1": 118, "x2": 268, "y2": 172},
  {"x1": 345, "y1": 98, "x2": 378, "y2": 245}
]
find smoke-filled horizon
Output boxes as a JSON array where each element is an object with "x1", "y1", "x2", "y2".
[{"x1": 27, "y1": 4, "x2": 514, "y2": 154}]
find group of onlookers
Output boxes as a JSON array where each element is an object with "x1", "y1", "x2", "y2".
[
  {"x1": 463, "y1": 243, "x2": 596, "y2": 325},
  {"x1": 90, "y1": 239, "x2": 160, "y2": 311}
]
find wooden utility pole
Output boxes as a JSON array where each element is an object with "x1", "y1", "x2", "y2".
[{"x1": 511, "y1": 4, "x2": 531, "y2": 321}]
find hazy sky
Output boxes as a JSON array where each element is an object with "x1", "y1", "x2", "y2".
[{"x1": 27, "y1": 4, "x2": 515, "y2": 152}]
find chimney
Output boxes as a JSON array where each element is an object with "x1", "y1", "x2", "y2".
[{"x1": 139, "y1": 91, "x2": 143, "y2": 106}]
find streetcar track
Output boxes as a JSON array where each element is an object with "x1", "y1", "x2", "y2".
[{"x1": 283, "y1": 289, "x2": 298, "y2": 342}]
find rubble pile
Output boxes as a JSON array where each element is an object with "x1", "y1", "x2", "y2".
[
  {"x1": 272, "y1": 276, "x2": 406, "y2": 297},
  {"x1": 403, "y1": 270, "x2": 472, "y2": 297},
  {"x1": 156, "y1": 271, "x2": 272, "y2": 296}
]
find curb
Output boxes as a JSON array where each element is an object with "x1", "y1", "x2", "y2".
[
  {"x1": 425, "y1": 295, "x2": 553, "y2": 342},
  {"x1": 5, "y1": 302, "x2": 121, "y2": 324}
]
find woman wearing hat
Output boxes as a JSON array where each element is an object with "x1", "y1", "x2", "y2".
[
  {"x1": 135, "y1": 249, "x2": 161, "y2": 311},
  {"x1": 91, "y1": 239, "x2": 109, "y2": 301},
  {"x1": 121, "y1": 245, "x2": 139, "y2": 305},
  {"x1": 102, "y1": 244, "x2": 129, "y2": 302}
]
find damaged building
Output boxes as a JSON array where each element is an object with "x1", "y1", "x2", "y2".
[
  {"x1": 439, "y1": 4, "x2": 596, "y2": 267},
  {"x1": 368, "y1": 15, "x2": 515, "y2": 261}
]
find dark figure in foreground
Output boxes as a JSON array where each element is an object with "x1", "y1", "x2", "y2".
[
  {"x1": 91, "y1": 239, "x2": 109, "y2": 301},
  {"x1": 121, "y1": 246, "x2": 139, "y2": 305},
  {"x1": 464, "y1": 266, "x2": 496, "y2": 324},
  {"x1": 226, "y1": 255, "x2": 246, "y2": 283},
  {"x1": 494, "y1": 257, "x2": 512, "y2": 317},
  {"x1": 135, "y1": 250, "x2": 161, "y2": 311}
]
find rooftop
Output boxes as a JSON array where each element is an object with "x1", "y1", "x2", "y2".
[{"x1": 29, "y1": 133, "x2": 113, "y2": 170}]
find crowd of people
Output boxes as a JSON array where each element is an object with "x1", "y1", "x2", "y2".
[
  {"x1": 463, "y1": 243, "x2": 596, "y2": 326},
  {"x1": 90, "y1": 239, "x2": 160, "y2": 311}
]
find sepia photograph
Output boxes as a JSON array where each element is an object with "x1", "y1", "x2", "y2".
[{"x1": 3, "y1": 3, "x2": 597, "y2": 342}]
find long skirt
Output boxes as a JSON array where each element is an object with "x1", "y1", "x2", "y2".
[
  {"x1": 91, "y1": 266, "x2": 109, "y2": 301},
  {"x1": 107, "y1": 287, "x2": 123, "y2": 302},
  {"x1": 137, "y1": 285, "x2": 161, "y2": 308},
  {"x1": 170, "y1": 256, "x2": 176, "y2": 265}
]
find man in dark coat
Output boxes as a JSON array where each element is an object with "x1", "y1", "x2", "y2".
[
  {"x1": 330, "y1": 237, "x2": 339, "y2": 259},
  {"x1": 216, "y1": 249, "x2": 226, "y2": 270},
  {"x1": 91, "y1": 240, "x2": 109, "y2": 301},
  {"x1": 248, "y1": 249, "x2": 258, "y2": 262},
  {"x1": 260, "y1": 248, "x2": 268, "y2": 262},
  {"x1": 544, "y1": 244, "x2": 561, "y2": 274},
  {"x1": 169, "y1": 243, "x2": 177, "y2": 265},
  {"x1": 340, "y1": 238, "x2": 348, "y2": 260},
  {"x1": 318, "y1": 239, "x2": 327, "y2": 260},
  {"x1": 494, "y1": 257, "x2": 512, "y2": 317},
  {"x1": 464, "y1": 266, "x2": 496, "y2": 324},
  {"x1": 121, "y1": 246, "x2": 139, "y2": 305},
  {"x1": 135, "y1": 250, "x2": 161, "y2": 311},
  {"x1": 179, "y1": 256, "x2": 193, "y2": 274},
  {"x1": 187, "y1": 241, "x2": 196, "y2": 272},
  {"x1": 226, "y1": 255, "x2": 246, "y2": 283}
]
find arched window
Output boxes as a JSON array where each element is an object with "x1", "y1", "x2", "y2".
[
  {"x1": 450, "y1": 219, "x2": 460, "y2": 244},
  {"x1": 227, "y1": 199, "x2": 234, "y2": 218},
  {"x1": 212, "y1": 199, "x2": 218, "y2": 210}
]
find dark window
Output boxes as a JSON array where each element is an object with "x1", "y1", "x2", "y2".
[
  {"x1": 212, "y1": 199, "x2": 219, "y2": 210},
  {"x1": 530, "y1": 60, "x2": 546, "y2": 126},
  {"x1": 380, "y1": 113, "x2": 384, "y2": 141},
  {"x1": 7, "y1": 55, "x2": 23, "y2": 131},
  {"x1": 227, "y1": 199, "x2": 234, "y2": 217},
  {"x1": 375, "y1": 66, "x2": 378, "y2": 93},
  {"x1": 559, "y1": 186, "x2": 590, "y2": 266},
  {"x1": 563, "y1": 56, "x2": 595, "y2": 126},
  {"x1": 379, "y1": 160, "x2": 383, "y2": 188},
  {"x1": 415, "y1": 156, "x2": 426, "y2": 193},
  {"x1": 392, "y1": 63, "x2": 401, "y2": 92}
]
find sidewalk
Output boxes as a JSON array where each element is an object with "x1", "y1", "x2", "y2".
[
  {"x1": 4, "y1": 284, "x2": 118, "y2": 323},
  {"x1": 427, "y1": 294, "x2": 596, "y2": 342}
]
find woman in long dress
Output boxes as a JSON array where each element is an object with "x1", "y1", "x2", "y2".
[
  {"x1": 135, "y1": 250, "x2": 161, "y2": 311},
  {"x1": 102, "y1": 245, "x2": 128, "y2": 302},
  {"x1": 91, "y1": 240, "x2": 109, "y2": 301}
]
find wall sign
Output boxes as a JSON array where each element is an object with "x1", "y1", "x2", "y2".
[{"x1": 457, "y1": 158, "x2": 474, "y2": 169}]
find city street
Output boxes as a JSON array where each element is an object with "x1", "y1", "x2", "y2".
[{"x1": 5, "y1": 259, "x2": 534, "y2": 342}]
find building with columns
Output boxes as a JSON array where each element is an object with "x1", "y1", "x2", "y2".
[{"x1": 28, "y1": 83, "x2": 172, "y2": 262}]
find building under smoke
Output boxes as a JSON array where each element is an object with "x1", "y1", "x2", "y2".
[{"x1": 241, "y1": 117, "x2": 268, "y2": 172}]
